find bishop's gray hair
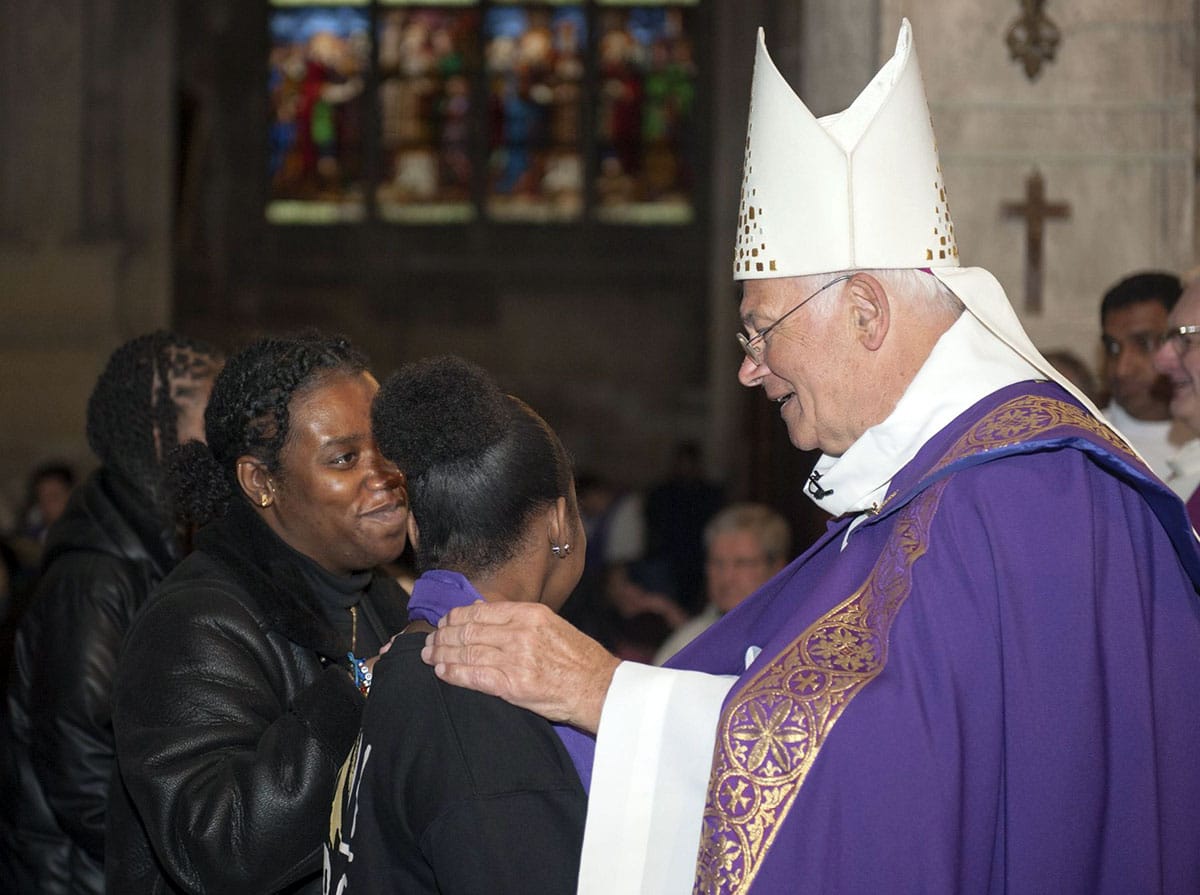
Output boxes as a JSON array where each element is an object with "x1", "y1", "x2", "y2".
[{"x1": 861, "y1": 268, "x2": 965, "y2": 319}]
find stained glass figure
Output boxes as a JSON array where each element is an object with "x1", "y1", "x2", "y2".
[
  {"x1": 484, "y1": 3, "x2": 587, "y2": 222},
  {"x1": 594, "y1": 3, "x2": 696, "y2": 224},
  {"x1": 376, "y1": 3, "x2": 481, "y2": 223},
  {"x1": 267, "y1": 3, "x2": 371, "y2": 223}
]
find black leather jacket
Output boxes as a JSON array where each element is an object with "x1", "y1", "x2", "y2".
[
  {"x1": 0, "y1": 468, "x2": 181, "y2": 895},
  {"x1": 106, "y1": 499, "x2": 408, "y2": 895}
]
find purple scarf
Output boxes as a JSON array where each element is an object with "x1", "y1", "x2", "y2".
[{"x1": 408, "y1": 569, "x2": 596, "y2": 790}]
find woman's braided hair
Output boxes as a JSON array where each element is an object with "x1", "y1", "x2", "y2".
[
  {"x1": 86, "y1": 331, "x2": 222, "y2": 507},
  {"x1": 168, "y1": 332, "x2": 366, "y2": 527}
]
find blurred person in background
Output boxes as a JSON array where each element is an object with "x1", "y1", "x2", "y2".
[
  {"x1": 3, "y1": 462, "x2": 77, "y2": 600},
  {"x1": 21, "y1": 462, "x2": 76, "y2": 543},
  {"x1": 642, "y1": 441, "x2": 724, "y2": 616},
  {"x1": 0, "y1": 332, "x2": 222, "y2": 895},
  {"x1": 558, "y1": 471, "x2": 645, "y2": 646},
  {"x1": 654, "y1": 503, "x2": 790, "y2": 665},
  {"x1": 1099, "y1": 271, "x2": 1192, "y2": 483},
  {"x1": 1153, "y1": 275, "x2": 1200, "y2": 525},
  {"x1": 603, "y1": 557, "x2": 688, "y2": 662},
  {"x1": 0, "y1": 539, "x2": 26, "y2": 686}
]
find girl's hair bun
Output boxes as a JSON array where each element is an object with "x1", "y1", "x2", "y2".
[{"x1": 373, "y1": 355, "x2": 510, "y2": 477}]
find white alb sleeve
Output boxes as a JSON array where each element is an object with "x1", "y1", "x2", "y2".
[{"x1": 576, "y1": 661, "x2": 737, "y2": 895}]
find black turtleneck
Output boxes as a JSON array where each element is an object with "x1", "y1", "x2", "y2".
[
  {"x1": 195, "y1": 499, "x2": 392, "y2": 662},
  {"x1": 292, "y1": 549, "x2": 381, "y2": 657}
]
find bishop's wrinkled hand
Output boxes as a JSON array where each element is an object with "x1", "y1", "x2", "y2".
[{"x1": 422, "y1": 600, "x2": 620, "y2": 734}]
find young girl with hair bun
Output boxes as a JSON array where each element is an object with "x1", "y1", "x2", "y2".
[{"x1": 325, "y1": 355, "x2": 588, "y2": 894}]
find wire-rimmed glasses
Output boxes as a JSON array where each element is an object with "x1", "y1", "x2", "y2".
[
  {"x1": 1161, "y1": 324, "x2": 1200, "y2": 357},
  {"x1": 737, "y1": 275, "x2": 852, "y2": 365}
]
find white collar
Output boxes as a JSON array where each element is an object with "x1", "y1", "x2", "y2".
[
  {"x1": 1167, "y1": 438, "x2": 1200, "y2": 479},
  {"x1": 808, "y1": 311, "x2": 1043, "y2": 518},
  {"x1": 1104, "y1": 402, "x2": 1171, "y2": 436}
]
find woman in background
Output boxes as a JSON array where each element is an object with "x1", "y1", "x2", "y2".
[
  {"x1": 325, "y1": 355, "x2": 588, "y2": 894},
  {"x1": 108, "y1": 333, "x2": 409, "y2": 894},
  {"x1": 1, "y1": 331, "x2": 221, "y2": 895}
]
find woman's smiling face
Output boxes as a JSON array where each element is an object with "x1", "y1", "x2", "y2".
[{"x1": 266, "y1": 371, "x2": 408, "y2": 574}]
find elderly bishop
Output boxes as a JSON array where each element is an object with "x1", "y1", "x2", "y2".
[{"x1": 425, "y1": 20, "x2": 1200, "y2": 895}]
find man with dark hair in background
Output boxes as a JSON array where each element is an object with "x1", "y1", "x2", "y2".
[
  {"x1": 1100, "y1": 271, "x2": 1193, "y2": 487},
  {"x1": 0, "y1": 332, "x2": 222, "y2": 895}
]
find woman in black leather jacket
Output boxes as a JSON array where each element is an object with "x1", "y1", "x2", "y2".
[
  {"x1": 0, "y1": 331, "x2": 221, "y2": 895},
  {"x1": 106, "y1": 333, "x2": 409, "y2": 895}
]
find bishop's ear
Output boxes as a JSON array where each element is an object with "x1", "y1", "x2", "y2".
[{"x1": 846, "y1": 273, "x2": 890, "y2": 351}]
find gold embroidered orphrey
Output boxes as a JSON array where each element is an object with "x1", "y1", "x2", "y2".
[{"x1": 693, "y1": 396, "x2": 1133, "y2": 895}]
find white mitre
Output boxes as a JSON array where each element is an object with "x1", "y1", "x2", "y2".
[{"x1": 734, "y1": 19, "x2": 1103, "y2": 419}]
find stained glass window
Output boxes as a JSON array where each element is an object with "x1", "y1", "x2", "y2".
[
  {"x1": 594, "y1": 2, "x2": 696, "y2": 223},
  {"x1": 267, "y1": 1, "x2": 372, "y2": 223},
  {"x1": 377, "y1": 2, "x2": 480, "y2": 222},
  {"x1": 484, "y1": 3, "x2": 586, "y2": 221},
  {"x1": 266, "y1": 0, "x2": 700, "y2": 225}
]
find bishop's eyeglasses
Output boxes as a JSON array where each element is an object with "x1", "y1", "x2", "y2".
[
  {"x1": 1161, "y1": 325, "x2": 1200, "y2": 357},
  {"x1": 737, "y1": 274, "x2": 852, "y2": 364}
]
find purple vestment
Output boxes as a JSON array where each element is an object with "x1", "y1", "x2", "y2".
[
  {"x1": 407, "y1": 570, "x2": 596, "y2": 790},
  {"x1": 673, "y1": 382, "x2": 1200, "y2": 894}
]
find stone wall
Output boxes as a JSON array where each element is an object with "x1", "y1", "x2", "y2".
[
  {"x1": 883, "y1": 0, "x2": 1196, "y2": 378},
  {"x1": 0, "y1": 0, "x2": 173, "y2": 516}
]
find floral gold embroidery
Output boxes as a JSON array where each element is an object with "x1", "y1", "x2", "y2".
[
  {"x1": 694, "y1": 483, "x2": 947, "y2": 895},
  {"x1": 925, "y1": 395, "x2": 1132, "y2": 479},
  {"x1": 874, "y1": 395, "x2": 1134, "y2": 519}
]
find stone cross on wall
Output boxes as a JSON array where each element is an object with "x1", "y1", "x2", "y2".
[{"x1": 1001, "y1": 170, "x2": 1070, "y2": 314}]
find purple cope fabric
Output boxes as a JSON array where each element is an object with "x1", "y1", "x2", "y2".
[
  {"x1": 407, "y1": 569, "x2": 596, "y2": 791},
  {"x1": 670, "y1": 381, "x2": 1200, "y2": 895}
]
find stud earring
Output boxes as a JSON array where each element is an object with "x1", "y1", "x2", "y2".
[
  {"x1": 260, "y1": 494, "x2": 270, "y2": 507},
  {"x1": 551, "y1": 543, "x2": 572, "y2": 558}
]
